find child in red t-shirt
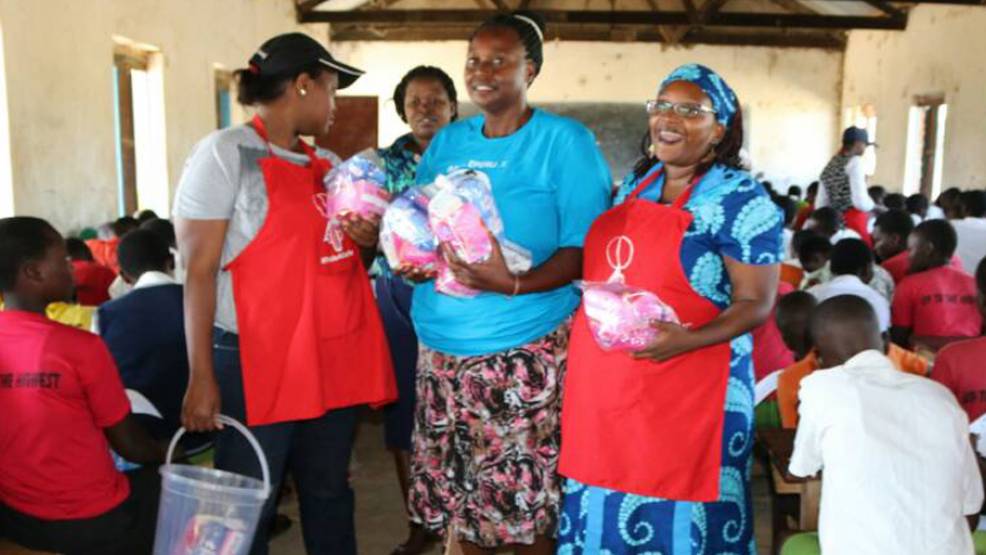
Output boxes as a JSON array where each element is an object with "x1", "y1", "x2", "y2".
[
  {"x1": 891, "y1": 219, "x2": 983, "y2": 352},
  {"x1": 66, "y1": 237, "x2": 116, "y2": 305},
  {"x1": 931, "y1": 258, "x2": 986, "y2": 423},
  {"x1": 0, "y1": 216, "x2": 167, "y2": 554}
]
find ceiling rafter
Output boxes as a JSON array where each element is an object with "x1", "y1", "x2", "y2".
[
  {"x1": 861, "y1": 0, "x2": 905, "y2": 16},
  {"x1": 300, "y1": 9, "x2": 909, "y2": 30},
  {"x1": 296, "y1": 0, "x2": 329, "y2": 13}
]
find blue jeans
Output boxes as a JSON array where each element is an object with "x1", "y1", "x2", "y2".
[{"x1": 212, "y1": 329, "x2": 358, "y2": 555}]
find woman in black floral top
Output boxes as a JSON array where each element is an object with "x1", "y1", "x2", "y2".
[{"x1": 375, "y1": 65, "x2": 458, "y2": 555}]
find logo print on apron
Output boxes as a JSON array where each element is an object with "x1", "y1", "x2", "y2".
[{"x1": 605, "y1": 235, "x2": 635, "y2": 283}]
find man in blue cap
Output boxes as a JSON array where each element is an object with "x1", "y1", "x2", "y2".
[{"x1": 817, "y1": 126, "x2": 876, "y2": 245}]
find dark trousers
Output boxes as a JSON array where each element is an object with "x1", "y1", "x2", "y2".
[
  {"x1": 212, "y1": 329, "x2": 358, "y2": 555},
  {"x1": 375, "y1": 274, "x2": 419, "y2": 452},
  {"x1": 0, "y1": 467, "x2": 161, "y2": 555}
]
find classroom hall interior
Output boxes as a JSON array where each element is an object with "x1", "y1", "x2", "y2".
[{"x1": 1, "y1": 0, "x2": 986, "y2": 554}]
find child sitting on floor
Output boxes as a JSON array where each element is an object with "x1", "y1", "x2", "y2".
[
  {"x1": 932, "y1": 258, "x2": 986, "y2": 423},
  {"x1": 790, "y1": 295, "x2": 981, "y2": 555},
  {"x1": 0, "y1": 216, "x2": 167, "y2": 554},
  {"x1": 774, "y1": 291, "x2": 926, "y2": 429},
  {"x1": 891, "y1": 219, "x2": 982, "y2": 352}
]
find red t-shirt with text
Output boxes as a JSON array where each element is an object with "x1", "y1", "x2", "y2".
[
  {"x1": 0, "y1": 310, "x2": 130, "y2": 520},
  {"x1": 932, "y1": 337, "x2": 986, "y2": 423},
  {"x1": 891, "y1": 266, "x2": 983, "y2": 338}
]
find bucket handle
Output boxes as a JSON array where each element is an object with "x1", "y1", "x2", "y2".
[{"x1": 166, "y1": 414, "x2": 271, "y2": 498}]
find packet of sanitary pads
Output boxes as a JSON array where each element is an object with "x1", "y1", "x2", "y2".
[{"x1": 577, "y1": 281, "x2": 679, "y2": 351}]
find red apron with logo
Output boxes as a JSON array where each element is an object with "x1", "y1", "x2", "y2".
[
  {"x1": 225, "y1": 116, "x2": 396, "y2": 426},
  {"x1": 559, "y1": 168, "x2": 732, "y2": 501}
]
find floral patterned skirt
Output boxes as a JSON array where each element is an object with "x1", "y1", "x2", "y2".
[{"x1": 407, "y1": 322, "x2": 570, "y2": 548}]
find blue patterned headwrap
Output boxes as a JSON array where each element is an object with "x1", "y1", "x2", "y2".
[{"x1": 660, "y1": 63, "x2": 738, "y2": 128}]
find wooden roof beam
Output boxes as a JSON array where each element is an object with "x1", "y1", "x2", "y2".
[
  {"x1": 328, "y1": 24, "x2": 846, "y2": 48},
  {"x1": 302, "y1": 9, "x2": 908, "y2": 30}
]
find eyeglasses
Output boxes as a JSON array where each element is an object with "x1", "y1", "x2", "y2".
[{"x1": 645, "y1": 99, "x2": 716, "y2": 119}]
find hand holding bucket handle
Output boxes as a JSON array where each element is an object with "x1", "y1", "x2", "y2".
[{"x1": 165, "y1": 414, "x2": 272, "y2": 499}]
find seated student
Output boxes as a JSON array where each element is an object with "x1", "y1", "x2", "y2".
[
  {"x1": 789, "y1": 295, "x2": 982, "y2": 555},
  {"x1": 141, "y1": 217, "x2": 185, "y2": 284},
  {"x1": 952, "y1": 190, "x2": 986, "y2": 275},
  {"x1": 0, "y1": 216, "x2": 167, "y2": 554},
  {"x1": 779, "y1": 230, "x2": 813, "y2": 288},
  {"x1": 804, "y1": 206, "x2": 861, "y2": 244},
  {"x1": 891, "y1": 219, "x2": 983, "y2": 352},
  {"x1": 807, "y1": 239, "x2": 891, "y2": 331},
  {"x1": 936, "y1": 187, "x2": 964, "y2": 220},
  {"x1": 108, "y1": 219, "x2": 184, "y2": 299},
  {"x1": 932, "y1": 258, "x2": 986, "y2": 423},
  {"x1": 883, "y1": 192, "x2": 906, "y2": 212},
  {"x1": 135, "y1": 209, "x2": 159, "y2": 224},
  {"x1": 876, "y1": 208, "x2": 964, "y2": 284},
  {"x1": 98, "y1": 229, "x2": 188, "y2": 441},
  {"x1": 752, "y1": 280, "x2": 796, "y2": 382},
  {"x1": 773, "y1": 194, "x2": 797, "y2": 261},
  {"x1": 797, "y1": 232, "x2": 833, "y2": 289},
  {"x1": 792, "y1": 181, "x2": 817, "y2": 230},
  {"x1": 906, "y1": 192, "x2": 930, "y2": 225},
  {"x1": 85, "y1": 216, "x2": 138, "y2": 275},
  {"x1": 66, "y1": 237, "x2": 115, "y2": 305},
  {"x1": 868, "y1": 185, "x2": 887, "y2": 213},
  {"x1": 775, "y1": 292, "x2": 927, "y2": 429}
]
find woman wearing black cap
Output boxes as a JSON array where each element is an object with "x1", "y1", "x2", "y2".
[
  {"x1": 400, "y1": 11, "x2": 612, "y2": 555},
  {"x1": 173, "y1": 33, "x2": 396, "y2": 555}
]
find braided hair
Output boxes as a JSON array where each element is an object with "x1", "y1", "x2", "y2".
[
  {"x1": 392, "y1": 66, "x2": 458, "y2": 123},
  {"x1": 471, "y1": 10, "x2": 546, "y2": 78}
]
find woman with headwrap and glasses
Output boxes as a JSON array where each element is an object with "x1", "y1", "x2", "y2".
[{"x1": 557, "y1": 64, "x2": 783, "y2": 554}]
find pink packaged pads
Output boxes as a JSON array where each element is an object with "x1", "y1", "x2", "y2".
[
  {"x1": 578, "y1": 280, "x2": 679, "y2": 351},
  {"x1": 323, "y1": 152, "x2": 390, "y2": 219}
]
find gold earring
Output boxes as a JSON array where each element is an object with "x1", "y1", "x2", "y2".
[{"x1": 647, "y1": 143, "x2": 656, "y2": 156}]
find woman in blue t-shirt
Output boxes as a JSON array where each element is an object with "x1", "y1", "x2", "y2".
[
  {"x1": 398, "y1": 11, "x2": 611, "y2": 555},
  {"x1": 374, "y1": 65, "x2": 458, "y2": 555}
]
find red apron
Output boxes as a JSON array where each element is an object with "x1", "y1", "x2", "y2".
[
  {"x1": 559, "y1": 168, "x2": 732, "y2": 502},
  {"x1": 225, "y1": 115, "x2": 396, "y2": 426},
  {"x1": 843, "y1": 207, "x2": 873, "y2": 247}
]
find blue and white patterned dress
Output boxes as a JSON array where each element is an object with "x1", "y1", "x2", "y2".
[{"x1": 557, "y1": 162, "x2": 783, "y2": 555}]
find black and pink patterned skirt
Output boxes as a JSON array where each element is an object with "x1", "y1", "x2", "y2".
[{"x1": 408, "y1": 322, "x2": 570, "y2": 548}]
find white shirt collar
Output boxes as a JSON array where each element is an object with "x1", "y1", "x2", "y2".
[
  {"x1": 827, "y1": 274, "x2": 864, "y2": 286},
  {"x1": 838, "y1": 349, "x2": 899, "y2": 377},
  {"x1": 133, "y1": 270, "x2": 177, "y2": 290}
]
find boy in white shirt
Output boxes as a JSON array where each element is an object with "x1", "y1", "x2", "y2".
[{"x1": 790, "y1": 295, "x2": 982, "y2": 555}]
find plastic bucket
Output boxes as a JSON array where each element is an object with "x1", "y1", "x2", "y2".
[{"x1": 152, "y1": 415, "x2": 271, "y2": 555}]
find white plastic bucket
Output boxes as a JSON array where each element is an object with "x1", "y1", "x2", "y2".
[{"x1": 152, "y1": 415, "x2": 271, "y2": 555}]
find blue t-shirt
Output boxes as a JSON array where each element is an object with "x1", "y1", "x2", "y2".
[{"x1": 412, "y1": 109, "x2": 612, "y2": 356}]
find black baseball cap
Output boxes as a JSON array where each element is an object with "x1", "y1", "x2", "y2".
[
  {"x1": 842, "y1": 126, "x2": 876, "y2": 147},
  {"x1": 248, "y1": 33, "x2": 364, "y2": 89}
]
